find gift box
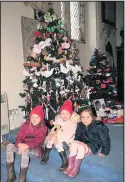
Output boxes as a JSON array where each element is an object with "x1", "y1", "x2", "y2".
[
  {"x1": 103, "y1": 104, "x2": 124, "y2": 124},
  {"x1": 103, "y1": 116, "x2": 124, "y2": 124},
  {"x1": 105, "y1": 104, "x2": 124, "y2": 118}
]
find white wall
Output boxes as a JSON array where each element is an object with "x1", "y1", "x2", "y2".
[{"x1": 1, "y1": 2, "x2": 34, "y2": 129}]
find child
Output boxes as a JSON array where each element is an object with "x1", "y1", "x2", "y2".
[
  {"x1": 6, "y1": 105, "x2": 48, "y2": 182},
  {"x1": 41, "y1": 100, "x2": 80, "y2": 171},
  {"x1": 63, "y1": 106, "x2": 110, "y2": 178}
]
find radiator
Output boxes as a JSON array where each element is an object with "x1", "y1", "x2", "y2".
[{"x1": 1, "y1": 92, "x2": 9, "y2": 142}]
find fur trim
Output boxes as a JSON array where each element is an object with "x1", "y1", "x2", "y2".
[{"x1": 70, "y1": 112, "x2": 80, "y2": 123}]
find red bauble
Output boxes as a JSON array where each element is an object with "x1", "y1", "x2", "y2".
[
  {"x1": 97, "y1": 69, "x2": 102, "y2": 72},
  {"x1": 101, "y1": 84, "x2": 106, "y2": 88},
  {"x1": 106, "y1": 68, "x2": 110, "y2": 72},
  {"x1": 34, "y1": 31, "x2": 41, "y2": 37}
]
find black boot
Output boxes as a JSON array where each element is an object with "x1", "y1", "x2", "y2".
[
  {"x1": 41, "y1": 147, "x2": 52, "y2": 164},
  {"x1": 18, "y1": 167, "x2": 28, "y2": 182},
  {"x1": 6, "y1": 162, "x2": 16, "y2": 182},
  {"x1": 58, "y1": 151, "x2": 68, "y2": 171}
]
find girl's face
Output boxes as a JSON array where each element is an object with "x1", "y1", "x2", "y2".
[
  {"x1": 60, "y1": 110, "x2": 71, "y2": 121},
  {"x1": 81, "y1": 111, "x2": 93, "y2": 126},
  {"x1": 30, "y1": 114, "x2": 41, "y2": 126}
]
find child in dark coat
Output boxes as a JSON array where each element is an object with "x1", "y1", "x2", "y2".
[
  {"x1": 63, "y1": 106, "x2": 110, "y2": 178},
  {"x1": 6, "y1": 105, "x2": 48, "y2": 182}
]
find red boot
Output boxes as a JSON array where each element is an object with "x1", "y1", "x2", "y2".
[
  {"x1": 68, "y1": 158, "x2": 82, "y2": 178},
  {"x1": 63, "y1": 156, "x2": 75, "y2": 175}
]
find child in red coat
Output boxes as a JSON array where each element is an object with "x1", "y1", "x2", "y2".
[{"x1": 6, "y1": 105, "x2": 48, "y2": 182}]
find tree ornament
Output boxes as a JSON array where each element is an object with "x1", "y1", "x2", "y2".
[
  {"x1": 44, "y1": 11, "x2": 57, "y2": 23},
  {"x1": 35, "y1": 70, "x2": 41, "y2": 76},
  {"x1": 33, "y1": 83, "x2": 38, "y2": 88},
  {"x1": 101, "y1": 83, "x2": 106, "y2": 88},
  {"x1": 34, "y1": 31, "x2": 42, "y2": 37},
  {"x1": 96, "y1": 80, "x2": 101, "y2": 83},
  {"x1": 106, "y1": 73, "x2": 111, "y2": 77},
  {"x1": 97, "y1": 69, "x2": 102, "y2": 72},
  {"x1": 45, "y1": 106, "x2": 49, "y2": 120},
  {"x1": 41, "y1": 63, "x2": 47, "y2": 71},
  {"x1": 40, "y1": 68, "x2": 54, "y2": 78},
  {"x1": 106, "y1": 68, "x2": 110, "y2": 72},
  {"x1": 33, "y1": 44, "x2": 42, "y2": 54},
  {"x1": 61, "y1": 42, "x2": 70, "y2": 49},
  {"x1": 58, "y1": 48, "x2": 62, "y2": 54},
  {"x1": 60, "y1": 63, "x2": 69, "y2": 74},
  {"x1": 73, "y1": 101, "x2": 79, "y2": 112},
  {"x1": 55, "y1": 78, "x2": 61, "y2": 88},
  {"x1": 23, "y1": 62, "x2": 41, "y2": 67},
  {"x1": 60, "y1": 57, "x2": 66, "y2": 63},
  {"x1": 31, "y1": 78, "x2": 37, "y2": 83},
  {"x1": 47, "y1": 93, "x2": 51, "y2": 101}
]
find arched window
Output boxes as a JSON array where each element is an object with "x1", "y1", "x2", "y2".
[{"x1": 61, "y1": 2, "x2": 85, "y2": 43}]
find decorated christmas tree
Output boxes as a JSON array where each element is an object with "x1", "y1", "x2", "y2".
[
  {"x1": 19, "y1": 8, "x2": 88, "y2": 124},
  {"x1": 85, "y1": 47, "x2": 117, "y2": 108}
]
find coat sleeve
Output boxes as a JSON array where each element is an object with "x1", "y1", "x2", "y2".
[
  {"x1": 15, "y1": 123, "x2": 26, "y2": 147},
  {"x1": 26, "y1": 126, "x2": 48, "y2": 149},
  {"x1": 97, "y1": 123, "x2": 110, "y2": 155},
  {"x1": 74, "y1": 123, "x2": 83, "y2": 142}
]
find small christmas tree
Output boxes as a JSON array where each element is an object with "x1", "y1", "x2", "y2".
[
  {"x1": 85, "y1": 47, "x2": 117, "y2": 107},
  {"x1": 19, "y1": 8, "x2": 87, "y2": 123}
]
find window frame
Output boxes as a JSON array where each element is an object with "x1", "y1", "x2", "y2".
[{"x1": 61, "y1": 1, "x2": 85, "y2": 44}]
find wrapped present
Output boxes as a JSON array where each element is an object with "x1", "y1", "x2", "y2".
[
  {"x1": 103, "y1": 116, "x2": 124, "y2": 124},
  {"x1": 103, "y1": 117, "x2": 116, "y2": 124},
  {"x1": 115, "y1": 116, "x2": 124, "y2": 123},
  {"x1": 104, "y1": 104, "x2": 124, "y2": 119},
  {"x1": 117, "y1": 108, "x2": 123, "y2": 117}
]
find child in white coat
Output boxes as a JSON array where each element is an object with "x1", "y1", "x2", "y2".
[{"x1": 41, "y1": 100, "x2": 80, "y2": 171}]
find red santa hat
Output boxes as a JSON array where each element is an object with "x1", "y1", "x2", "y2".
[
  {"x1": 60, "y1": 100, "x2": 73, "y2": 115},
  {"x1": 29, "y1": 105, "x2": 44, "y2": 122}
]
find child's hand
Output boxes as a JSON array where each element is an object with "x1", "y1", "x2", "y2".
[
  {"x1": 48, "y1": 133, "x2": 56, "y2": 141},
  {"x1": 18, "y1": 144, "x2": 29, "y2": 155},
  {"x1": 97, "y1": 152, "x2": 105, "y2": 157},
  {"x1": 18, "y1": 143, "x2": 24, "y2": 148}
]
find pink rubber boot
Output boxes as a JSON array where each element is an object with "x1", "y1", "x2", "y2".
[
  {"x1": 63, "y1": 156, "x2": 75, "y2": 175},
  {"x1": 68, "y1": 158, "x2": 82, "y2": 178}
]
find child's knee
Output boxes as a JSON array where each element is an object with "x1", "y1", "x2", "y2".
[
  {"x1": 6, "y1": 143, "x2": 15, "y2": 152},
  {"x1": 70, "y1": 141, "x2": 78, "y2": 149},
  {"x1": 47, "y1": 140, "x2": 54, "y2": 148},
  {"x1": 22, "y1": 149, "x2": 29, "y2": 157}
]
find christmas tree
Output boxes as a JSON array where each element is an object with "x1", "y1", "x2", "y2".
[
  {"x1": 85, "y1": 47, "x2": 117, "y2": 108},
  {"x1": 19, "y1": 8, "x2": 87, "y2": 124}
]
